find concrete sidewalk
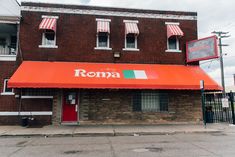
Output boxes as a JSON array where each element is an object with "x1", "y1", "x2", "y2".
[{"x1": 0, "y1": 123, "x2": 234, "y2": 137}]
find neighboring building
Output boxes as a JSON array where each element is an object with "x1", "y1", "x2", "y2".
[
  {"x1": 2, "y1": 2, "x2": 221, "y2": 125},
  {"x1": 0, "y1": 0, "x2": 20, "y2": 124}
]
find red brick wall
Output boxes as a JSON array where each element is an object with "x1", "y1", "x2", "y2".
[
  {"x1": 79, "y1": 89, "x2": 202, "y2": 124},
  {"x1": 0, "y1": 62, "x2": 18, "y2": 111},
  {"x1": 20, "y1": 4, "x2": 198, "y2": 65}
]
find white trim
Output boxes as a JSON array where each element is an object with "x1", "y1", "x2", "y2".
[
  {"x1": 124, "y1": 35, "x2": 138, "y2": 50},
  {"x1": 0, "y1": 92, "x2": 15, "y2": 96},
  {"x1": 21, "y1": 96, "x2": 54, "y2": 99},
  {"x1": 21, "y1": 6, "x2": 197, "y2": 21},
  {"x1": 123, "y1": 48, "x2": 140, "y2": 51},
  {"x1": 0, "y1": 55, "x2": 17, "y2": 61},
  {"x1": 94, "y1": 47, "x2": 112, "y2": 50},
  {"x1": 0, "y1": 20, "x2": 19, "y2": 24},
  {"x1": 39, "y1": 45, "x2": 58, "y2": 48},
  {"x1": 96, "y1": 18, "x2": 111, "y2": 22},
  {"x1": 40, "y1": 31, "x2": 57, "y2": 48},
  {"x1": 96, "y1": 33, "x2": 110, "y2": 49},
  {"x1": 0, "y1": 111, "x2": 52, "y2": 116},
  {"x1": 166, "y1": 36, "x2": 180, "y2": 52},
  {"x1": 165, "y1": 49, "x2": 182, "y2": 53},
  {"x1": 2, "y1": 79, "x2": 14, "y2": 94},
  {"x1": 165, "y1": 22, "x2": 180, "y2": 25},
  {"x1": 42, "y1": 15, "x2": 59, "y2": 19},
  {"x1": 123, "y1": 20, "x2": 139, "y2": 23}
]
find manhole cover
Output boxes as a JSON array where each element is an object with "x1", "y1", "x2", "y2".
[
  {"x1": 145, "y1": 147, "x2": 163, "y2": 152},
  {"x1": 64, "y1": 150, "x2": 81, "y2": 154}
]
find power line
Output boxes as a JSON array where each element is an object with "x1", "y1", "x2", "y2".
[{"x1": 212, "y1": 31, "x2": 230, "y2": 97}]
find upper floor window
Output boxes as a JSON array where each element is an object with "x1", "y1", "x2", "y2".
[
  {"x1": 39, "y1": 16, "x2": 58, "y2": 48},
  {"x1": 1, "y1": 79, "x2": 14, "y2": 95},
  {"x1": 95, "y1": 19, "x2": 111, "y2": 50},
  {"x1": 42, "y1": 30, "x2": 56, "y2": 46},
  {"x1": 0, "y1": 23, "x2": 18, "y2": 61},
  {"x1": 165, "y1": 22, "x2": 184, "y2": 52},
  {"x1": 123, "y1": 20, "x2": 139, "y2": 51}
]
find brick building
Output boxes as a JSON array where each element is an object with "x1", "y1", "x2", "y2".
[{"x1": 0, "y1": 2, "x2": 221, "y2": 125}]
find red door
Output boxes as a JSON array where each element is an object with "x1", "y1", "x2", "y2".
[{"x1": 62, "y1": 91, "x2": 78, "y2": 122}]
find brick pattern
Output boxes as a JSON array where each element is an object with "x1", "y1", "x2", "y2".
[
  {"x1": 52, "y1": 90, "x2": 62, "y2": 125},
  {"x1": 0, "y1": 3, "x2": 200, "y2": 125},
  {"x1": 20, "y1": 9, "x2": 198, "y2": 65},
  {"x1": 0, "y1": 62, "x2": 19, "y2": 112},
  {"x1": 78, "y1": 90, "x2": 202, "y2": 124}
]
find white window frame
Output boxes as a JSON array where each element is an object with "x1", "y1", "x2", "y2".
[
  {"x1": 39, "y1": 15, "x2": 59, "y2": 49},
  {"x1": 39, "y1": 31, "x2": 58, "y2": 48},
  {"x1": 165, "y1": 22, "x2": 182, "y2": 53},
  {"x1": 1, "y1": 79, "x2": 14, "y2": 95},
  {"x1": 123, "y1": 20, "x2": 139, "y2": 51},
  {"x1": 95, "y1": 33, "x2": 111, "y2": 50},
  {"x1": 95, "y1": 18, "x2": 112, "y2": 50},
  {"x1": 166, "y1": 36, "x2": 181, "y2": 52}
]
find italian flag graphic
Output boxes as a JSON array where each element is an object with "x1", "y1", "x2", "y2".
[{"x1": 123, "y1": 70, "x2": 148, "y2": 79}]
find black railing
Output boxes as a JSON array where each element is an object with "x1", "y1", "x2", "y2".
[{"x1": 204, "y1": 93, "x2": 235, "y2": 124}]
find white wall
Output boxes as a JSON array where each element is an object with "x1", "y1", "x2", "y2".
[{"x1": 0, "y1": 0, "x2": 20, "y2": 17}]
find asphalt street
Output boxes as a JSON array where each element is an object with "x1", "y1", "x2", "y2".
[{"x1": 1, "y1": 132, "x2": 235, "y2": 157}]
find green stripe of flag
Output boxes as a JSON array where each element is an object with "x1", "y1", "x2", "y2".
[
  {"x1": 123, "y1": 70, "x2": 135, "y2": 79},
  {"x1": 123, "y1": 70, "x2": 147, "y2": 79}
]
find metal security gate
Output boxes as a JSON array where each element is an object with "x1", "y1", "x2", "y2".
[{"x1": 204, "y1": 92, "x2": 235, "y2": 124}]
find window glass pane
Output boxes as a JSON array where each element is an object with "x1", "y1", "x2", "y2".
[
  {"x1": 126, "y1": 34, "x2": 136, "y2": 48},
  {"x1": 66, "y1": 92, "x2": 76, "y2": 105},
  {"x1": 4, "y1": 80, "x2": 13, "y2": 93},
  {"x1": 141, "y1": 92, "x2": 160, "y2": 112},
  {"x1": 168, "y1": 36, "x2": 177, "y2": 50},
  {"x1": 43, "y1": 30, "x2": 55, "y2": 46},
  {"x1": 98, "y1": 32, "x2": 108, "y2": 47},
  {"x1": 133, "y1": 91, "x2": 169, "y2": 112}
]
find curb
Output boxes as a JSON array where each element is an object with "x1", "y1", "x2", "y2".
[{"x1": 0, "y1": 130, "x2": 223, "y2": 138}]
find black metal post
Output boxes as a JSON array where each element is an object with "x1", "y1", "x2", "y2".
[
  {"x1": 200, "y1": 80, "x2": 206, "y2": 127},
  {"x1": 230, "y1": 91, "x2": 235, "y2": 125}
]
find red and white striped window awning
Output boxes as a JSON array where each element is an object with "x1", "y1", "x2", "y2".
[
  {"x1": 39, "y1": 18, "x2": 57, "y2": 32},
  {"x1": 97, "y1": 20, "x2": 110, "y2": 33},
  {"x1": 125, "y1": 22, "x2": 139, "y2": 35},
  {"x1": 167, "y1": 24, "x2": 184, "y2": 38}
]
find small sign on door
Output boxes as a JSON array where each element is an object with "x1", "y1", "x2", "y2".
[{"x1": 222, "y1": 98, "x2": 229, "y2": 108}]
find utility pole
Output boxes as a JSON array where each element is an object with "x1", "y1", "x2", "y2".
[{"x1": 212, "y1": 31, "x2": 230, "y2": 97}]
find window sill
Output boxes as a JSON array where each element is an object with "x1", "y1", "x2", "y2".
[
  {"x1": 1, "y1": 92, "x2": 15, "y2": 96},
  {"x1": 165, "y1": 49, "x2": 182, "y2": 53},
  {"x1": 94, "y1": 47, "x2": 112, "y2": 50},
  {"x1": 0, "y1": 55, "x2": 17, "y2": 61},
  {"x1": 39, "y1": 45, "x2": 58, "y2": 49},
  {"x1": 21, "y1": 96, "x2": 54, "y2": 99},
  {"x1": 122, "y1": 48, "x2": 140, "y2": 52}
]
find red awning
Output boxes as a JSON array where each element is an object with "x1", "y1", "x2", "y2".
[
  {"x1": 8, "y1": 61, "x2": 221, "y2": 90},
  {"x1": 97, "y1": 21, "x2": 110, "y2": 33},
  {"x1": 125, "y1": 22, "x2": 139, "y2": 35},
  {"x1": 167, "y1": 24, "x2": 184, "y2": 38},
  {"x1": 39, "y1": 18, "x2": 57, "y2": 32}
]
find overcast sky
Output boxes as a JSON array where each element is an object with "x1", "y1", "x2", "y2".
[{"x1": 6, "y1": 0, "x2": 235, "y2": 87}]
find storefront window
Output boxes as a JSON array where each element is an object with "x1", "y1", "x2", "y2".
[{"x1": 133, "y1": 91, "x2": 168, "y2": 112}]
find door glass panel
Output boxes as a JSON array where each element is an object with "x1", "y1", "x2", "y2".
[{"x1": 66, "y1": 92, "x2": 76, "y2": 105}]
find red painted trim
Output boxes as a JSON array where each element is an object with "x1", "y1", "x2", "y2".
[{"x1": 186, "y1": 35, "x2": 219, "y2": 63}]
